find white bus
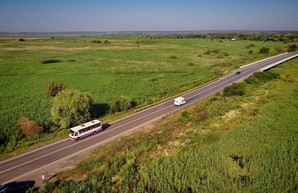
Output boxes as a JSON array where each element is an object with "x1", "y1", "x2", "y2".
[{"x1": 69, "y1": 120, "x2": 102, "y2": 141}]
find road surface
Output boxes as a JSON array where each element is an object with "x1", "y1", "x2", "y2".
[{"x1": 0, "y1": 52, "x2": 297, "y2": 184}]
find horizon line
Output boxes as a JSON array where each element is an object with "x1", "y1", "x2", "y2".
[{"x1": 1, "y1": 29, "x2": 298, "y2": 36}]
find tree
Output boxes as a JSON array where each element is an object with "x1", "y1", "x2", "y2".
[
  {"x1": 111, "y1": 96, "x2": 132, "y2": 113},
  {"x1": 17, "y1": 117, "x2": 44, "y2": 137},
  {"x1": 50, "y1": 89, "x2": 93, "y2": 129},
  {"x1": 44, "y1": 81, "x2": 67, "y2": 97}
]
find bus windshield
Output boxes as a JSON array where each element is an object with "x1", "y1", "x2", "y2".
[{"x1": 70, "y1": 130, "x2": 75, "y2": 136}]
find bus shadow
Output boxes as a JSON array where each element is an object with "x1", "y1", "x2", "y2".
[{"x1": 102, "y1": 123, "x2": 111, "y2": 131}]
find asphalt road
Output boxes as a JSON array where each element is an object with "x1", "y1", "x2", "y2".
[{"x1": 0, "y1": 52, "x2": 297, "y2": 184}]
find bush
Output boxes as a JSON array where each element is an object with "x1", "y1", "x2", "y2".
[
  {"x1": 91, "y1": 40, "x2": 102, "y2": 43},
  {"x1": 245, "y1": 71, "x2": 280, "y2": 84},
  {"x1": 275, "y1": 46, "x2": 285, "y2": 53},
  {"x1": 181, "y1": 111, "x2": 190, "y2": 118},
  {"x1": 44, "y1": 81, "x2": 67, "y2": 97},
  {"x1": 198, "y1": 110, "x2": 208, "y2": 120},
  {"x1": 111, "y1": 96, "x2": 132, "y2": 113},
  {"x1": 170, "y1": 55, "x2": 177, "y2": 59},
  {"x1": 204, "y1": 50, "x2": 211, "y2": 55},
  {"x1": 249, "y1": 50, "x2": 253, "y2": 55},
  {"x1": 287, "y1": 44, "x2": 297, "y2": 52},
  {"x1": 256, "y1": 71, "x2": 279, "y2": 81},
  {"x1": 259, "y1": 47, "x2": 270, "y2": 54},
  {"x1": 16, "y1": 117, "x2": 44, "y2": 137},
  {"x1": 211, "y1": 49, "x2": 220, "y2": 54},
  {"x1": 177, "y1": 111, "x2": 191, "y2": 122},
  {"x1": 19, "y1": 38, "x2": 25, "y2": 42},
  {"x1": 223, "y1": 83, "x2": 245, "y2": 97},
  {"x1": 41, "y1": 59, "x2": 61, "y2": 64},
  {"x1": 51, "y1": 89, "x2": 93, "y2": 129},
  {"x1": 245, "y1": 44, "x2": 255, "y2": 49},
  {"x1": 103, "y1": 40, "x2": 110, "y2": 43},
  {"x1": 223, "y1": 52, "x2": 229, "y2": 56}
]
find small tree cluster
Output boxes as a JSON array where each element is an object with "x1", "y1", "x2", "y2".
[
  {"x1": 44, "y1": 81, "x2": 67, "y2": 97},
  {"x1": 111, "y1": 96, "x2": 132, "y2": 113},
  {"x1": 259, "y1": 47, "x2": 270, "y2": 54},
  {"x1": 19, "y1": 38, "x2": 26, "y2": 42},
  {"x1": 223, "y1": 83, "x2": 245, "y2": 97},
  {"x1": 17, "y1": 117, "x2": 44, "y2": 137}
]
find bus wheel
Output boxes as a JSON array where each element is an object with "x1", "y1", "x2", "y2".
[
  {"x1": 76, "y1": 137, "x2": 80, "y2": 141},
  {"x1": 93, "y1": 132, "x2": 96, "y2": 135}
]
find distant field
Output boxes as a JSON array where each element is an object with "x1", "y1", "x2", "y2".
[{"x1": 0, "y1": 35, "x2": 288, "y2": 152}]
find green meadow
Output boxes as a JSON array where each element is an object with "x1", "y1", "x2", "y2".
[
  {"x1": 39, "y1": 49, "x2": 298, "y2": 192},
  {"x1": 0, "y1": 35, "x2": 289, "y2": 153}
]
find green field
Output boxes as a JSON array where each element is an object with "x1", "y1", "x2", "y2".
[
  {"x1": 0, "y1": 35, "x2": 289, "y2": 153},
  {"x1": 38, "y1": 51, "x2": 298, "y2": 192}
]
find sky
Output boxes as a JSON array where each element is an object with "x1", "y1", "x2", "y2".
[{"x1": 0, "y1": 0, "x2": 297, "y2": 32}]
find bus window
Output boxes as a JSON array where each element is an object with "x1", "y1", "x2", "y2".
[{"x1": 75, "y1": 132, "x2": 78, "y2": 136}]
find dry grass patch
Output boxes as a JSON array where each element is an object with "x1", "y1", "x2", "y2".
[
  {"x1": 148, "y1": 140, "x2": 183, "y2": 158},
  {"x1": 96, "y1": 46, "x2": 137, "y2": 50},
  {"x1": 221, "y1": 109, "x2": 240, "y2": 120}
]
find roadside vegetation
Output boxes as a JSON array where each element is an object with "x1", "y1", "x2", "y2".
[
  {"x1": 0, "y1": 34, "x2": 297, "y2": 156},
  {"x1": 37, "y1": 57, "x2": 298, "y2": 192}
]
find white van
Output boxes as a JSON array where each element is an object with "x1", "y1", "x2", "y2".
[{"x1": 174, "y1": 97, "x2": 187, "y2": 106}]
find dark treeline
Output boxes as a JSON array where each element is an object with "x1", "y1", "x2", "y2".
[{"x1": 142, "y1": 32, "x2": 298, "y2": 42}]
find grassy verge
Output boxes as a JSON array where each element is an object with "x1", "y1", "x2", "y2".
[{"x1": 37, "y1": 58, "x2": 297, "y2": 192}]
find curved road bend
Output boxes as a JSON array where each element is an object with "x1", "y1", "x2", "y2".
[{"x1": 0, "y1": 52, "x2": 297, "y2": 184}]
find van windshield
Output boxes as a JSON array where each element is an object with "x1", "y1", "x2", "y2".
[{"x1": 70, "y1": 130, "x2": 75, "y2": 136}]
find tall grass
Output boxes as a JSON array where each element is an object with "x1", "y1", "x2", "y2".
[{"x1": 36, "y1": 58, "x2": 298, "y2": 192}]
